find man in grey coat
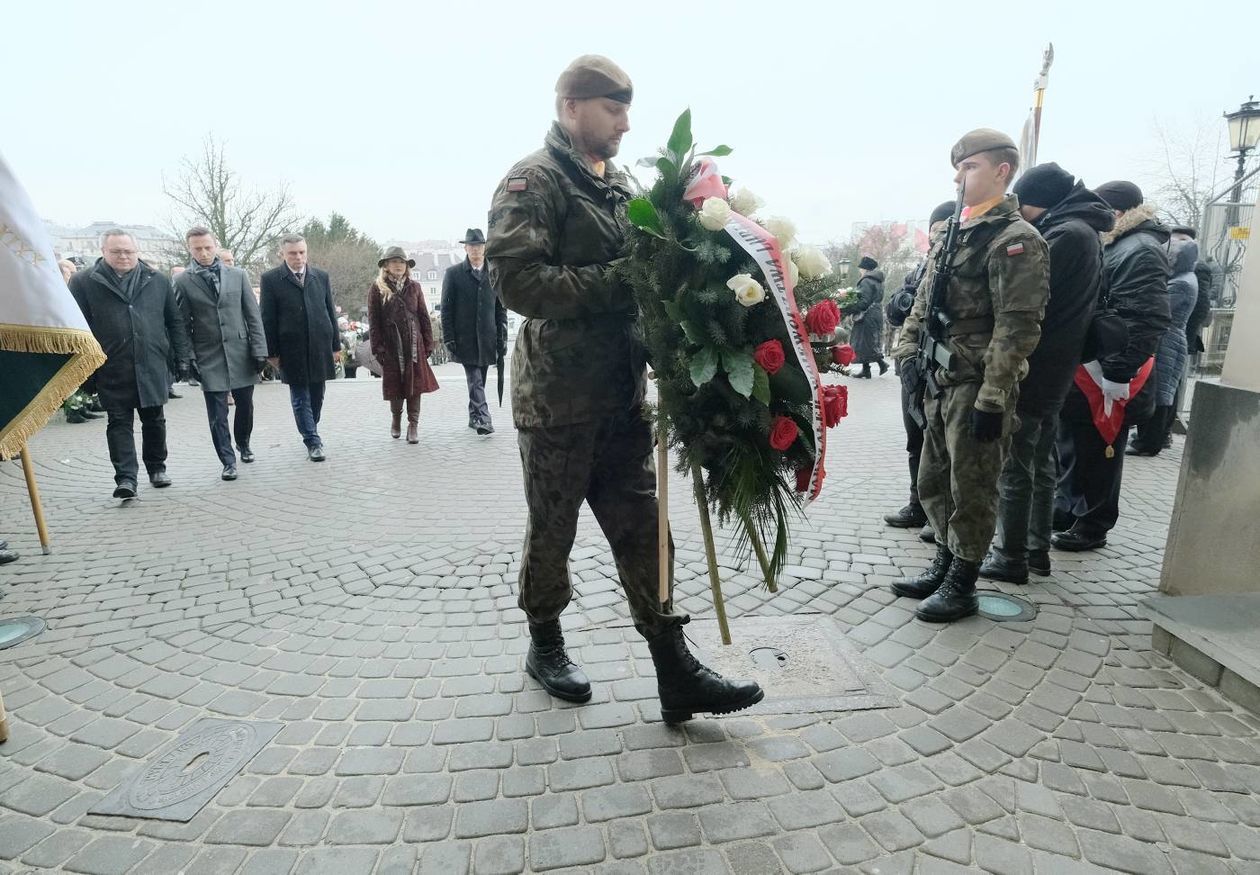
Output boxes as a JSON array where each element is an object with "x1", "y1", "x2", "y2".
[{"x1": 175, "y1": 228, "x2": 269, "y2": 480}]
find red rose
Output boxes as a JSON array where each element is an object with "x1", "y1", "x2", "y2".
[
  {"x1": 769, "y1": 415, "x2": 799, "y2": 451},
  {"x1": 831, "y1": 344, "x2": 856, "y2": 367},
  {"x1": 753, "y1": 339, "x2": 786, "y2": 375},
  {"x1": 804, "y1": 299, "x2": 841, "y2": 335},
  {"x1": 822, "y1": 384, "x2": 849, "y2": 427}
]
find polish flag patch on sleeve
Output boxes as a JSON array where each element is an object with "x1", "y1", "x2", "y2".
[
  {"x1": 1006, "y1": 242, "x2": 1025, "y2": 257},
  {"x1": 506, "y1": 177, "x2": 528, "y2": 192}
]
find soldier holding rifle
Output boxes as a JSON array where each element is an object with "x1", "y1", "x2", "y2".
[{"x1": 891, "y1": 129, "x2": 1050, "y2": 623}]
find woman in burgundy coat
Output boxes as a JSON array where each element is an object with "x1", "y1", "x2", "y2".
[{"x1": 367, "y1": 247, "x2": 439, "y2": 442}]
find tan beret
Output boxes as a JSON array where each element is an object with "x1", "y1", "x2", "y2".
[
  {"x1": 950, "y1": 128, "x2": 1017, "y2": 167},
  {"x1": 555, "y1": 54, "x2": 633, "y2": 104}
]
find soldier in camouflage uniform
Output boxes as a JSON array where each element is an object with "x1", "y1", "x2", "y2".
[
  {"x1": 487, "y1": 55, "x2": 762, "y2": 723},
  {"x1": 891, "y1": 129, "x2": 1050, "y2": 623}
]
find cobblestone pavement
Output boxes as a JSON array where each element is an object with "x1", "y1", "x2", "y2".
[{"x1": 1, "y1": 364, "x2": 1258, "y2": 875}]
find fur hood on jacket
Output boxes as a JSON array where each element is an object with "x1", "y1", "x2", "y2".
[{"x1": 1102, "y1": 202, "x2": 1161, "y2": 246}]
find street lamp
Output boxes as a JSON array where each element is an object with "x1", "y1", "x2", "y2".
[{"x1": 1224, "y1": 95, "x2": 1260, "y2": 225}]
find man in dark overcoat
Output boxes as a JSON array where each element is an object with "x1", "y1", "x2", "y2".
[
  {"x1": 69, "y1": 229, "x2": 191, "y2": 499},
  {"x1": 441, "y1": 228, "x2": 508, "y2": 434},
  {"x1": 175, "y1": 227, "x2": 269, "y2": 480},
  {"x1": 260, "y1": 234, "x2": 339, "y2": 461}
]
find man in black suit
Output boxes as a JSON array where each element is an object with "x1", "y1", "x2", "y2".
[
  {"x1": 260, "y1": 234, "x2": 339, "y2": 461},
  {"x1": 442, "y1": 229, "x2": 507, "y2": 434}
]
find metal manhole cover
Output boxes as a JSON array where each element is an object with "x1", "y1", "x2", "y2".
[
  {"x1": 91, "y1": 719, "x2": 282, "y2": 821},
  {"x1": 977, "y1": 591, "x2": 1038, "y2": 622},
  {"x1": 0, "y1": 616, "x2": 46, "y2": 650}
]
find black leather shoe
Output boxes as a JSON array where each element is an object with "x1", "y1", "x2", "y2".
[
  {"x1": 525, "y1": 621, "x2": 591, "y2": 703},
  {"x1": 308, "y1": 446, "x2": 326, "y2": 462},
  {"x1": 468, "y1": 418, "x2": 478, "y2": 430},
  {"x1": 884, "y1": 503, "x2": 928, "y2": 528},
  {"x1": 113, "y1": 481, "x2": 137, "y2": 499},
  {"x1": 149, "y1": 471, "x2": 171, "y2": 488},
  {"x1": 239, "y1": 447, "x2": 255, "y2": 463},
  {"x1": 0, "y1": 548, "x2": 17, "y2": 565},
  {"x1": 916, "y1": 558, "x2": 980, "y2": 623},
  {"x1": 919, "y1": 525, "x2": 936, "y2": 544},
  {"x1": 647, "y1": 622, "x2": 763, "y2": 725},
  {"x1": 1125, "y1": 445, "x2": 1157, "y2": 457},
  {"x1": 476, "y1": 422, "x2": 494, "y2": 435},
  {"x1": 877, "y1": 359, "x2": 889, "y2": 376},
  {"x1": 221, "y1": 465, "x2": 238, "y2": 481},
  {"x1": 1051, "y1": 526, "x2": 1107, "y2": 552},
  {"x1": 892, "y1": 544, "x2": 953, "y2": 600},
  {"x1": 1028, "y1": 550, "x2": 1051, "y2": 577},
  {"x1": 979, "y1": 551, "x2": 1029, "y2": 585},
  {"x1": 168, "y1": 389, "x2": 182, "y2": 399}
]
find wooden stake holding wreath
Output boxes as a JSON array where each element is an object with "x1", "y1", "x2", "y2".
[{"x1": 623, "y1": 110, "x2": 854, "y2": 644}]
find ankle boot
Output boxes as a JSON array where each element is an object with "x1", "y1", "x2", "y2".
[
  {"x1": 916, "y1": 557, "x2": 980, "y2": 623},
  {"x1": 891, "y1": 544, "x2": 953, "y2": 599},
  {"x1": 389, "y1": 400, "x2": 402, "y2": 439},
  {"x1": 525, "y1": 620, "x2": 591, "y2": 703},
  {"x1": 406, "y1": 397, "x2": 420, "y2": 444},
  {"x1": 647, "y1": 623, "x2": 764, "y2": 725},
  {"x1": 979, "y1": 550, "x2": 1028, "y2": 585}
]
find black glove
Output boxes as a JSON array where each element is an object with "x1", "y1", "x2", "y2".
[
  {"x1": 254, "y1": 357, "x2": 268, "y2": 374},
  {"x1": 970, "y1": 409, "x2": 1004, "y2": 443},
  {"x1": 445, "y1": 341, "x2": 457, "y2": 360}
]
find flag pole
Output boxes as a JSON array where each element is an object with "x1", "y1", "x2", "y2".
[
  {"x1": 19, "y1": 446, "x2": 50, "y2": 555},
  {"x1": 1030, "y1": 43, "x2": 1055, "y2": 165},
  {"x1": 657, "y1": 429, "x2": 670, "y2": 605}
]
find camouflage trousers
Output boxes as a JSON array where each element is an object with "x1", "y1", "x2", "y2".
[
  {"x1": 516, "y1": 407, "x2": 684, "y2": 638},
  {"x1": 918, "y1": 381, "x2": 1015, "y2": 563}
]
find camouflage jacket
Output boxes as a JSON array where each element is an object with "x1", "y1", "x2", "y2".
[
  {"x1": 487, "y1": 123, "x2": 645, "y2": 428},
  {"x1": 894, "y1": 194, "x2": 1049, "y2": 413}
]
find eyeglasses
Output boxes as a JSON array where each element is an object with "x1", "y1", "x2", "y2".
[{"x1": 106, "y1": 249, "x2": 138, "y2": 256}]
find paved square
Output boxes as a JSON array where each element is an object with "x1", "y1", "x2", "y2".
[{"x1": 0, "y1": 364, "x2": 1257, "y2": 874}]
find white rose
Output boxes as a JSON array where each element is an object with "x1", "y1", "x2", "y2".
[
  {"x1": 697, "y1": 197, "x2": 732, "y2": 231},
  {"x1": 730, "y1": 188, "x2": 763, "y2": 216},
  {"x1": 788, "y1": 258, "x2": 800, "y2": 285},
  {"x1": 727, "y1": 273, "x2": 766, "y2": 307},
  {"x1": 792, "y1": 245, "x2": 832, "y2": 280},
  {"x1": 764, "y1": 216, "x2": 797, "y2": 249}
]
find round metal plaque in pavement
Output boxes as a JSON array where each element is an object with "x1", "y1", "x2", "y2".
[
  {"x1": 0, "y1": 616, "x2": 46, "y2": 650},
  {"x1": 977, "y1": 591, "x2": 1037, "y2": 622}
]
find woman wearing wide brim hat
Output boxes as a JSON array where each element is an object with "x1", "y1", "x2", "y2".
[{"x1": 367, "y1": 246, "x2": 439, "y2": 442}]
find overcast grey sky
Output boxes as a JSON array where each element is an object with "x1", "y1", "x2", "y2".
[{"x1": 5, "y1": 0, "x2": 1257, "y2": 247}]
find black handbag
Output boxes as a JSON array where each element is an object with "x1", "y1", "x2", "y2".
[{"x1": 1083, "y1": 272, "x2": 1128, "y2": 362}]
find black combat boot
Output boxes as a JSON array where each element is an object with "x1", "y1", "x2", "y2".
[
  {"x1": 884, "y1": 503, "x2": 927, "y2": 528},
  {"x1": 916, "y1": 558, "x2": 980, "y2": 623},
  {"x1": 891, "y1": 544, "x2": 953, "y2": 600},
  {"x1": 979, "y1": 550, "x2": 1028, "y2": 585},
  {"x1": 647, "y1": 623, "x2": 764, "y2": 725},
  {"x1": 525, "y1": 620, "x2": 591, "y2": 703},
  {"x1": 1027, "y1": 550, "x2": 1051, "y2": 577}
]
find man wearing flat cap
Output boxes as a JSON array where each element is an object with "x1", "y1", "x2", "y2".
[
  {"x1": 976, "y1": 163, "x2": 1113, "y2": 584},
  {"x1": 487, "y1": 54, "x2": 762, "y2": 723},
  {"x1": 1052, "y1": 180, "x2": 1170, "y2": 551},
  {"x1": 442, "y1": 228, "x2": 508, "y2": 435},
  {"x1": 892, "y1": 128, "x2": 1050, "y2": 622}
]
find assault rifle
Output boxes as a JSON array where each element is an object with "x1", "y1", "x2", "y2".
[{"x1": 906, "y1": 182, "x2": 966, "y2": 429}]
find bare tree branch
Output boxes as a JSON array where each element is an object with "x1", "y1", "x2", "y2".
[{"x1": 163, "y1": 135, "x2": 300, "y2": 274}]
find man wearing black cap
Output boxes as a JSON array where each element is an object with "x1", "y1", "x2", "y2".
[
  {"x1": 487, "y1": 54, "x2": 762, "y2": 722},
  {"x1": 441, "y1": 228, "x2": 507, "y2": 435},
  {"x1": 1052, "y1": 181, "x2": 1170, "y2": 550},
  {"x1": 979, "y1": 164, "x2": 1114, "y2": 583},
  {"x1": 884, "y1": 200, "x2": 955, "y2": 534},
  {"x1": 891, "y1": 129, "x2": 1050, "y2": 622}
]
